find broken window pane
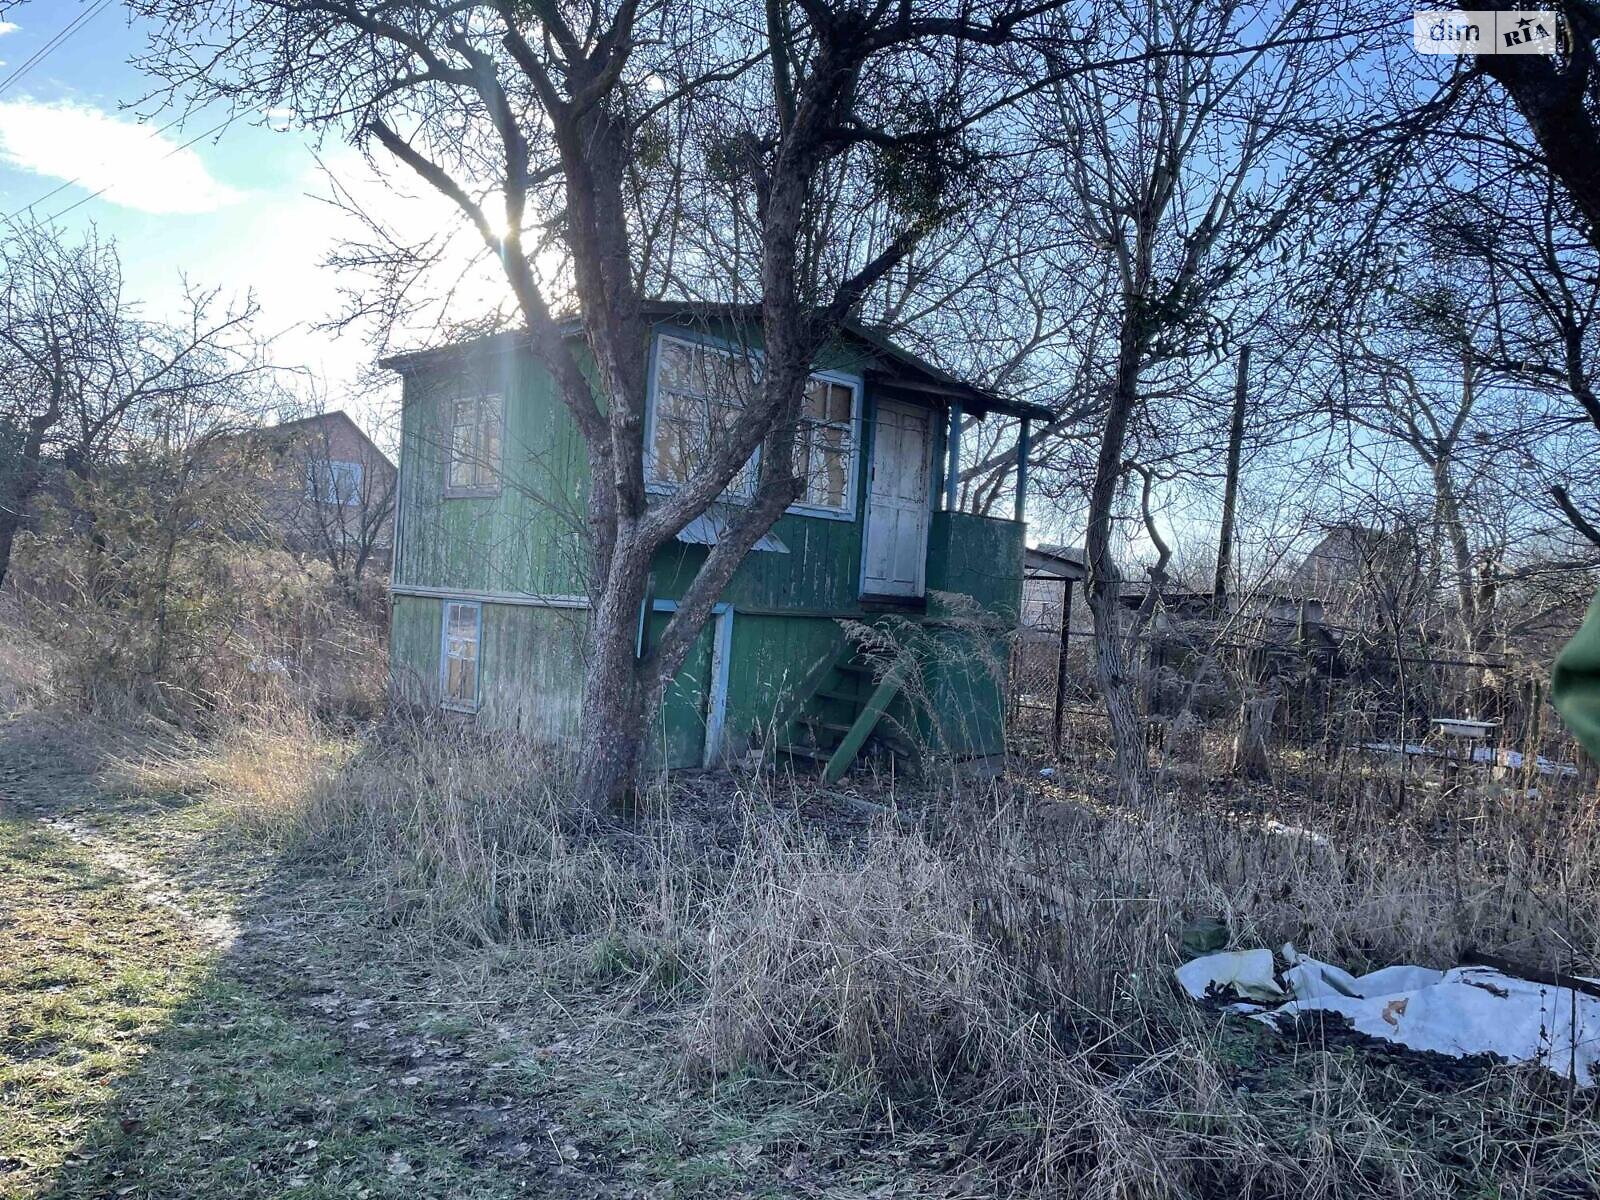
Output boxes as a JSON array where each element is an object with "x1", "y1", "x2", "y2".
[
  {"x1": 442, "y1": 601, "x2": 480, "y2": 707},
  {"x1": 650, "y1": 337, "x2": 856, "y2": 513},
  {"x1": 797, "y1": 378, "x2": 855, "y2": 511},
  {"x1": 651, "y1": 336, "x2": 758, "y2": 496}
]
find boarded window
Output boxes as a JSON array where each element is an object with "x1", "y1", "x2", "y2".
[
  {"x1": 446, "y1": 394, "x2": 502, "y2": 493},
  {"x1": 650, "y1": 337, "x2": 759, "y2": 496},
  {"x1": 649, "y1": 335, "x2": 857, "y2": 515},
  {"x1": 797, "y1": 378, "x2": 855, "y2": 511},
  {"x1": 441, "y1": 601, "x2": 481, "y2": 709}
]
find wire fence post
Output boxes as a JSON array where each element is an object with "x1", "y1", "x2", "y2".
[{"x1": 1053, "y1": 577, "x2": 1073, "y2": 753}]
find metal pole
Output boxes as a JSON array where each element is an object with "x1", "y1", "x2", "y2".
[
  {"x1": 944, "y1": 403, "x2": 962, "y2": 512},
  {"x1": 1053, "y1": 577, "x2": 1074, "y2": 753}
]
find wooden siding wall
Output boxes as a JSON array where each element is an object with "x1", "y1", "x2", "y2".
[
  {"x1": 394, "y1": 349, "x2": 591, "y2": 597},
  {"x1": 390, "y1": 330, "x2": 1026, "y2": 766},
  {"x1": 391, "y1": 594, "x2": 588, "y2": 744},
  {"x1": 916, "y1": 512, "x2": 1026, "y2": 756}
]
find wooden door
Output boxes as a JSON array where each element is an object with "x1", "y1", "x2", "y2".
[
  {"x1": 862, "y1": 399, "x2": 932, "y2": 597},
  {"x1": 644, "y1": 610, "x2": 714, "y2": 769}
]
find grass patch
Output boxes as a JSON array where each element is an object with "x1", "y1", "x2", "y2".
[
  {"x1": 0, "y1": 818, "x2": 204, "y2": 1198},
  {"x1": 0, "y1": 812, "x2": 542, "y2": 1200},
  {"x1": 9, "y1": 710, "x2": 1600, "y2": 1199}
]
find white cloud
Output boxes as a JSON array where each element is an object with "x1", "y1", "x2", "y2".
[
  {"x1": 0, "y1": 22, "x2": 19, "y2": 35},
  {"x1": 0, "y1": 99, "x2": 241, "y2": 214}
]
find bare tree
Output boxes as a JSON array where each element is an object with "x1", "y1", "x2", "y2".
[
  {"x1": 132, "y1": 0, "x2": 1089, "y2": 808},
  {"x1": 1458, "y1": 0, "x2": 1600, "y2": 255},
  {"x1": 0, "y1": 222, "x2": 267, "y2": 591},
  {"x1": 1028, "y1": 0, "x2": 1364, "y2": 798}
]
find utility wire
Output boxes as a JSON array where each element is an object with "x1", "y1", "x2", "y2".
[
  {"x1": 39, "y1": 112, "x2": 238, "y2": 224},
  {"x1": 1, "y1": 106, "x2": 221, "y2": 225},
  {"x1": 0, "y1": 0, "x2": 115, "y2": 99}
]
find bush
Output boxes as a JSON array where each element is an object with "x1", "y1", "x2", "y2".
[{"x1": 9, "y1": 457, "x2": 385, "y2": 728}]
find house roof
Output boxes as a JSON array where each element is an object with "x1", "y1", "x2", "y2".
[
  {"x1": 379, "y1": 302, "x2": 1052, "y2": 424},
  {"x1": 262, "y1": 410, "x2": 396, "y2": 472}
]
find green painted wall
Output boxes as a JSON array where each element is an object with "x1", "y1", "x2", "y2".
[
  {"x1": 926, "y1": 511, "x2": 1025, "y2": 621},
  {"x1": 390, "y1": 324, "x2": 1027, "y2": 767},
  {"x1": 391, "y1": 593, "x2": 588, "y2": 745},
  {"x1": 643, "y1": 609, "x2": 714, "y2": 770},
  {"x1": 390, "y1": 594, "x2": 442, "y2": 704},
  {"x1": 395, "y1": 347, "x2": 591, "y2": 597}
]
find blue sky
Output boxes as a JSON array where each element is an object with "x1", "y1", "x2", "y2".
[{"x1": 0, "y1": 1, "x2": 449, "y2": 426}]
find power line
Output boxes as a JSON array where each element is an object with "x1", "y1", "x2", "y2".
[
  {"x1": 1, "y1": 107, "x2": 221, "y2": 225},
  {"x1": 0, "y1": 0, "x2": 115, "y2": 99},
  {"x1": 39, "y1": 113, "x2": 239, "y2": 224}
]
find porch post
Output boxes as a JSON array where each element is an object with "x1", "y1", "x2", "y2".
[
  {"x1": 944, "y1": 403, "x2": 962, "y2": 511},
  {"x1": 1014, "y1": 418, "x2": 1030, "y2": 523}
]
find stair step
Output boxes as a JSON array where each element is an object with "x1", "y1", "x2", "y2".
[
  {"x1": 834, "y1": 662, "x2": 874, "y2": 676},
  {"x1": 777, "y1": 744, "x2": 830, "y2": 761},
  {"x1": 798, "y1": 715, "x2": 854, "y2": 735},
  {"x1": 817, "y1": 688, "x2": 865, "y2": 704}
]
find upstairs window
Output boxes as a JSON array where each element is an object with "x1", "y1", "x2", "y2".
[
  {"x1": 797, "y1": 377, "x2": 854, "y2": 512},
  {"x1": 650, "y1": 336, "x2": 759, "y2": 497},
  {"x1": 307, "y1": 460, "x2": 364, "y2": 506},
  {"x1": 647, "y1": 334, "x2": 859, "y2": 517},
  {"x1": 446, "y1": 393, "x2": 503, "y2": 495},
  {"x1": 440, "y1": 600, "x2": 481, "y2": 710}
]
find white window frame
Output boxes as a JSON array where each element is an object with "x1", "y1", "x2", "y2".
[
  {"x1": 439, "y1": 599, "x2": 483, "y2": 711},
  {"x1": 643, "y1": 330, "x2": 863, "y2": 523},
  {"x1": 443, "y1": 391, "x2": 505, "y2": 499},
  {"x1": 307, "y1": 459, "x2": 364, "y2": 506}
]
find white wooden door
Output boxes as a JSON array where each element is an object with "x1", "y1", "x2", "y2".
[{"x1": 862, "y1": 399, "x2": 932, "y2": 597}]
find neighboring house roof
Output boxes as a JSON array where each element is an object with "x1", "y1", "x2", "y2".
[
  {"x1": 1290, "y1": 522, "x2": 1411, "y2": 595},
  {"x1": 378, "y1": 302, "x2": 1053, "y2": 424},
  {"x1": 262, "y1": 410, "x2": 397, "y2": 473},
  {"x1": 1025, "y1": 543, "x2": 1087, "y2": 580}
]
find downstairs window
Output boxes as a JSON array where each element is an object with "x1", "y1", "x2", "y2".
[{"x1": 440, "y1": 600, "x2": 481, "y2": 710}]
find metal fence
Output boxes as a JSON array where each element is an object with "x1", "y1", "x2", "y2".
[{"x1": 1008, "y1": 574, "x2": 1581, "y2": 770}]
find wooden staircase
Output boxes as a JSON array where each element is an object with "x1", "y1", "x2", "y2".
[{"x1": 775, "y1": 651, "x2": 908, "y2": 783}]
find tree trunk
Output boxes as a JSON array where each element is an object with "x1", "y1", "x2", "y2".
[
  {"x1": 0, "y1": 514, "x2": 19, "y2": 591},
  {"x1": 1212, "y1": 345, "x2": 1250, "y2": 612},
  {"x1": 1085, "y1": 315, "x2": 1149, "y2": 801},
  {"x1": 1231, "y1": 694, "x2": 1277, "y2": 782},
  {"x1": 0, "y1": 421, "x2": 53, "y2": 592},
  {"x1": 573, "y1": 655, "x2": 649, "y2": 815},
  {"x1": 573, "y1": 535, "x2": 654, "y2": 812},
  {"x1": 1466, "y1": 0, "x2": 1600, "y2": 258}
]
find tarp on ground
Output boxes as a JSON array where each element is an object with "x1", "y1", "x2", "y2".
[{"x1": 1178, "y1": 945, "x2": 1600, "y2": 1087}]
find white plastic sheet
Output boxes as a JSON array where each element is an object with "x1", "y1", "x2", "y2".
[
  {"x1": 1175, "y1": 948, "x2": 1286, "y2": 1003},
  {"x1": 1178, "y1": 945, "x2": 1600, "y2": 1086}
]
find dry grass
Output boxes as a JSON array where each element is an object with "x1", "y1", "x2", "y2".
[
  {"x1": 218, "y1": 713, "x2": 1600, "y2": 1197},
  {"x1": 0, "y1": 594, "x2": 64, "y2": 716},
  {"x1": 9, "y1": 586, "x2": 1600, "y2": 1198}
]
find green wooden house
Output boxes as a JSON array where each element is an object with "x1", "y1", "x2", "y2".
[{"x1": 384, "y1": 303, "x2": 1044, "y2": 777}]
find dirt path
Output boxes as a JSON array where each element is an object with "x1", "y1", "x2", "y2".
[
  {"x1": 3, "y1": 721, "x2": 954, "y2": 1200},
  {"x1": 33, "y1": 813, "x2": 244, "y2": 951},
  {"x1": 0, "y1": 723, "x2": 603, "y2": 1199}
]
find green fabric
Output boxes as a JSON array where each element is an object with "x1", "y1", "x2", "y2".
[{"x1": 1553, "y1": 590, "x2": 1600, "y2": 761}]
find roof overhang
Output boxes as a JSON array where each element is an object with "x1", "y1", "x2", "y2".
[
  {"x1": 377, "y1": 304, "x2": 1051, "y2": 423},
  {"x1": 1024, "y1": 545, "x2": 1088, "y2": 581}
]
